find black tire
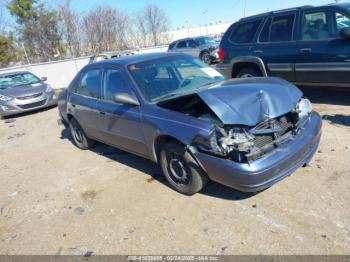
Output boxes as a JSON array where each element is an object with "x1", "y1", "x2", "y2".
[
  {"x1": 236, "y1": 67, "x2": 261, "y2": 78},
  {"x1": 69, "y1": 118, "x2": 94, "y2": 150},
  {"x1": 200, "y1": 51, "x2": 212, "y2": 65},
  {"x1": 160, "y1": 142, "x2": 208, "y2": 195}
]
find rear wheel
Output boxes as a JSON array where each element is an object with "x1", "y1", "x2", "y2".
[
  {"x1": 69, "y1": 118, "x2": 94, "y2": 150},
  {"x1": 200, "y1": 51, "x2": 212, "y2": 65},
  {"x1": 236, "y1": 67, "x2": 261, "y2": 78},
  {"x1": 160, "y1": 142, "x2": 208, "y2": 195}
]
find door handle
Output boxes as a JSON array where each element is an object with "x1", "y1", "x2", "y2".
[
  {"x1": 99, "y1": 111, "x2": 105, "y2": 115},
  {"x1": 300, "y1": 48, "x2": 312, "y2": 53},
  {"x1": 71, "y1": 104, "x2": 76, "y2": 108},
  {"x1": 253, "y1": 50, "x2": 264, "y2": 55}
]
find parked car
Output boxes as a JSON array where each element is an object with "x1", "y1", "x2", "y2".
[
  {"x1": 216, "y1": 3, "x2": 350, "y2": 87},
  {"x1": 58, "y1": 53, "x2": 321, "y2": 195},
  {"x1": 0, "y1": 71, "x2": 57, "y2": 118},
  {"x1": 168, "y1": 36, "x2": 219, "y2": 64}
]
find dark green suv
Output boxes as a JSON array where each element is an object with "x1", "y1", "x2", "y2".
[{"x1": 216, "y1": 3, "x2": 350, "y2": 87}]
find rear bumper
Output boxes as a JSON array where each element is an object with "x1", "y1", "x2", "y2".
[
  {"x1": 209, "y1": 49, "x2": 219, "y2": 61},
  {"x1": 193, "y1": 112, "x2": 322, "y2": 192},
  {"x1": 0, "y1": 91, "x2": 58, "y2": 117}
]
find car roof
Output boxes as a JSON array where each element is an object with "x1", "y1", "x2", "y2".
[
  {"x1": 0, "y1": 71, "x2": 31, "y2": 77},
  {"x1": 91, "y1": 52, "x2": 186, "y2": 67},
  {"x1": 239, "y1": 3, "x2": 350, "y2": 21},
  {"x1": 171, "y1": 35, "x2": 209, "y2": 44}
]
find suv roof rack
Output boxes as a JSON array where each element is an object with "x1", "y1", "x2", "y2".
[{"x1": 240, "y1": 5, "x2": 314, "y2": 21}]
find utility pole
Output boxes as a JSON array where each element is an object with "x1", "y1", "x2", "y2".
[
  {"x1": 202, "y1": 10, "x2": 208, "y2": 35},
  {"x1": 186, "y1": 20, "x2": 190, "y2": 37},
  {"x1": 243, "y1": 0, "x2": 247, "y2": 17}
]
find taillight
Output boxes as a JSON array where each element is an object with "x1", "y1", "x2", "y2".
[{"x1": 218, "y1": 46, "x2": 224, "y2": 62}]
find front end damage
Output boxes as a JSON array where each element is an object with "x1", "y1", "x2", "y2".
[
  {"x1": 158, "y1": 79, "x2": 321, "y2": 191},
  {"x1": 159, "y1": 92, "x2": 313, "y2": 164},
  {"x1": 190, "y1": 111, "x2": 322, "y2": 192},
  {"x1": 192, "y1": 105, "x2": 312, "y2": 164}
]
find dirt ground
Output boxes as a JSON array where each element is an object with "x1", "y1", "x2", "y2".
[{"x1": 0, "y1": 87, "x2": 349, "y2": 255}]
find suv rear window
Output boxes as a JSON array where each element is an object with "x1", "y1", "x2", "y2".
[{"x1": 229, "y1": 19, "x2": 262, "y2": 44}]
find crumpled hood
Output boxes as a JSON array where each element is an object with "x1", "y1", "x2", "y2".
[
  {"x1": 0, "y1": 83, "x2": 47, "y2": 98},
  {"x1": 196, "y1": 77, "x2": 303, "y2": 126}
]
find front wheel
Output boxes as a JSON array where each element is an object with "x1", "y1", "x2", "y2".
[
  {"x1": 69, "y1": 118, "x2": 94, "y2": 150},
  {"x1": 160, "y1": 142, "x2": 208, "y2": 195}
]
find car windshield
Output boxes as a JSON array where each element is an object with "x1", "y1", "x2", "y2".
[
  {"x1": 0, "y1": 73, "x2": 41, "y2": 89},
  {"x1": 195, "y1": 37, "x2": 216, "y2": 45},
  {"x1": 128, "y1": 56, "x2": 225, "y2": 102}
]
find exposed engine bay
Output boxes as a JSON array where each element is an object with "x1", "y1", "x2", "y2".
[{"x1": 159, "y1": 94, "x2": 309, "y2": 163}]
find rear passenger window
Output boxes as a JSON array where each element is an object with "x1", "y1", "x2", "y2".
[
  {"x1": 177, "y1": 41, "x2": 187, "y2": 48},
  {"x1": 230, "y1": 19, "x2": 262, "y2": 44},
  {"x1": 76, "y1": 69, "x2": 101, "y2": 98},
  {"x1": 259, "y1": 18, "x2": 272, "y2": 42},
  {"x1": 188, "y1": 39, "x2": 198, "y2": 48},
  {"x1": 270, "y1": 14, "x2": 295, "y2": 42}
]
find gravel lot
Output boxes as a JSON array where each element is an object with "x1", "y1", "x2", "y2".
[{"x1": 0, "y1": 87, "x2": 349, "y2": 255}]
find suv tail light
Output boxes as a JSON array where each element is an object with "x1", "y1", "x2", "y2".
[{"x1": 218, "y1": 46, "x2": 224, "y2": 62}]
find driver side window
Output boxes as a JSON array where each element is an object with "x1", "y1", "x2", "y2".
[
  {"x1": 102, "y1": 68, "x2": 134, "y2": 101},
  {"x1": 302, "y1": 11, "x2": 334, "y2": 40}
]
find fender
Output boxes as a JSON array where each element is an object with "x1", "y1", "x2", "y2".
[{"x1": 230, "y1": 56, "x2": 268, "y2": 77}]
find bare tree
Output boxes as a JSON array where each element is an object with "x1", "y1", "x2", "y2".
[
  {"x1": 82, "y1": 5, "x2": 130, "y2": 54},
  {"x1": 114, "y1": 9, "x2": 130, "y2": 50},
  {"x1": 137, "y1": 4, "x2": 170, "y2": 46},
  {"x1": 58, "y1": 0, "x2": 82, "y2": 57}
]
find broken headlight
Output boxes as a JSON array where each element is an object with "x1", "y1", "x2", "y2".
[
  {"x1": 217, "y1": 127, "x2": 255, "y2": 162},
  {"x1": 296, "y1": 98, "x2": 312, "y2": 118}
]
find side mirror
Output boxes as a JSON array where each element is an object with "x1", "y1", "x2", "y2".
[
  {"x1": 41, "y1": 76, "x2": 48, "y2": 82},
  {"x1": 113, "y1": 93, "x2": 140, "y2": 107},
  {"x1": 340, "y1": 27, "x2": 350, "y2": 39}
]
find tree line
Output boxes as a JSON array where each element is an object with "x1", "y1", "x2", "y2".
[{"x1": 0, "y1": 0, "x2": 171, "y2": 67}]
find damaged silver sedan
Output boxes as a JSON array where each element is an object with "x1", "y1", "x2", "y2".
[{"x1": 58, "y1": 53, "x2": 322, "y2": 195}]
